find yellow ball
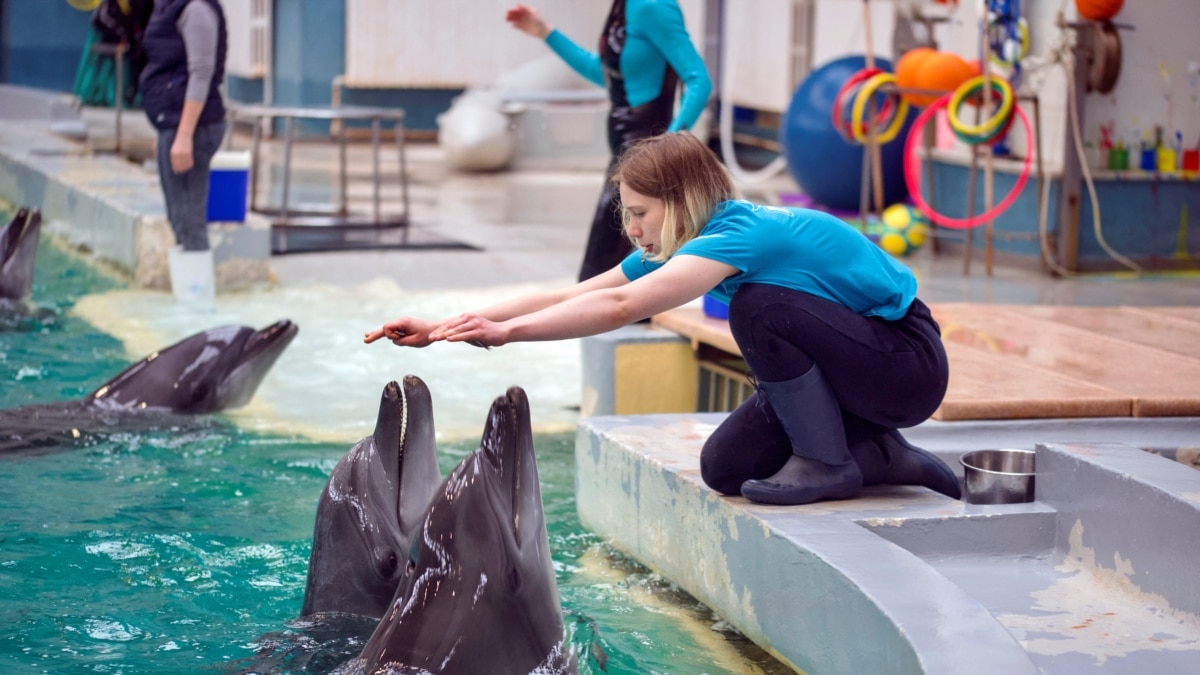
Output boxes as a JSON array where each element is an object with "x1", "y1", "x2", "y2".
[{"x1": 878, "y1": 204, "x2": 930, "y2": 257}]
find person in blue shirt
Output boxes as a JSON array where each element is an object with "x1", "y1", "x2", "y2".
[
  {"x1": 506, "y1": 1, "x2": 712, "y2": 282},
  {"x1": 365, "y1": 132, "x2": 960, "y2": 507}
]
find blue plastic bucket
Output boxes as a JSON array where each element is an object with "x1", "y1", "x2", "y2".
[
  {"x1": 702, "y1": 294, "x2": 729, "y2": 319},
  {"x1": 206, "y1": 151, "x2": 250, "y2": 223}
]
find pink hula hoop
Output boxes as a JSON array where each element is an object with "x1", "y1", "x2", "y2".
[{"x1": 903, "y1": 94, "x2": 1033, "y2": 230}]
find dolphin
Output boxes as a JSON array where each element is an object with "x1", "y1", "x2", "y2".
[
  {"x1": 342, "y1": 386, "x2": 577, "y2": 675},
  {"x1": 0, "y1": 319, "x2": 298, "y2": 455},
  {"x1": 300, "y1": 375, "x2": 443, "y2": 619},
  {"x1": 0, "y1": 207, "x2": 41, "y2": 303},
  {"x1": 230, "y1": 377, "x2": 444, "y2": 674}
]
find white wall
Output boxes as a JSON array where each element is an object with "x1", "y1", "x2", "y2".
[
  {"x1": 223, "y1": 0, "x2": 1197, "y2": 174},
  {"x1": 221, "y1": 0, "x2": 269, "y2": 79},
  {"x1": 723, "y1": 0, "x2": 808, "y2": 112},
  {"x1": 811, "y1": 0, "x2": 897, "y2": 69},
  {"x1": 878, "y1": 0, "x2": 1200, "y2": 174},
  {"x1": 343, "y1": 0, "x2": 611, "y2": 88},
  {"x1": 1076, "y1": 0, "x2": 1200, "y2": 171}
]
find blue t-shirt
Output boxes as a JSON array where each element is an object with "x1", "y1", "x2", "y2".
[
  {"x1": 544, "y1": 0, "x2": 711, "y2": 132},
  {"x1": 621, "y1": 201, "x2": 917, "y2": 320}
]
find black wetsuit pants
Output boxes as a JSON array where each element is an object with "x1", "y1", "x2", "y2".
[
  {"x1": 580, "y1": 0, "x2": 679, "y2": 281},
  {"x1": 700, "y1": 284, "x2": 949, "y2": 495},
  {"x1": 578, "y1": 89, "x2": 677, "y2": 281}
]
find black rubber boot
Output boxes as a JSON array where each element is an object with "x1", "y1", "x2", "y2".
[
  {"x1": 740, "y1": 365, "x2": 863, "y2": 505},
  {"x1": 848, "y1": 430, "x2": 962, "y2": 500}
]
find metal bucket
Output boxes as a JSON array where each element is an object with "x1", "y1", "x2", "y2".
[{"x1": 959, "y1": 449, "x2": 1036, "y2": 504}]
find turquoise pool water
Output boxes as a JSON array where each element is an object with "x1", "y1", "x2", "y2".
[{"x1": 0, "y1": 231, "x2": 788, "y2": 674}]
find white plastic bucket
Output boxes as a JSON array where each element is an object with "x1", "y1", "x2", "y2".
[{"x1": 167, "y1": 246, "x2": 216, "y2": 307}]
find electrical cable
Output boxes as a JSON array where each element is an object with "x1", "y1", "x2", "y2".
[
  {"x1": 1063, "y1": 50, "x2": 1142, "y2": 273},
  {"x1": 717, "y1": 12, "x2": 787, "y2": 183}
]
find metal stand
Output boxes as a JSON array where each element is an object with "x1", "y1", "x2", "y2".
[
  {"x1": 226, "y1": 104, "x2": 415, "y2": 254},
  {"x1": 90, "y1": 41, "x2": 126, "y2": 154}
]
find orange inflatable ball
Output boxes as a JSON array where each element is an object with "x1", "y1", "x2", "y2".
[
  {"x1": 1075, "y1": 0, "x2": 1124, "y2": 21},
  {"x1": 896, "y1": 47, "x2": 938, "y2": 105},
  {"x1": 912, "y1": 52, "x2": 977, "y2": 107}
]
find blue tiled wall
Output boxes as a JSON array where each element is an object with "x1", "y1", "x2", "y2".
[
  {"x1": 1, "y1": 0, "x2": 91, "y2": 91},
  {"x1": 927, "y1": 159, "x2": 1200, "y2": 270}
]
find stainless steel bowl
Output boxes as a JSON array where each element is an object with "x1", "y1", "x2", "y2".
[{"x1": 959, "y1": 449, "x2": 1036, "y2": 504}]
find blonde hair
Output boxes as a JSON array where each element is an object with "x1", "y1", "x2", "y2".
[{"x1": 612, "y1": 132, "x2": 738, "y2": 261}]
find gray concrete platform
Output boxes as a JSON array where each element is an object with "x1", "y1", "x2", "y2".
[
  {"x1": 577, "y1": 413, "x2": 1200, "y2": 674},
  {"x1": 0, "y1": 87, "x2": 271, "y2": 291}
]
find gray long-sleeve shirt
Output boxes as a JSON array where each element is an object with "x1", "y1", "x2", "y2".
[{"x1": 179, "y1": 1, "x2": 219, "y2": 104}]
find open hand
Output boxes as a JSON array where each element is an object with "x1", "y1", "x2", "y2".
[
  {"x1": 430, "y1": 313, "x2": 508, "y2": 348},
  {"x1": 364, "y1": 317, "x2": 437, "y2": 348},
  {"x1": 505, "y1": 4, "x2": 551, "y2": 39}
]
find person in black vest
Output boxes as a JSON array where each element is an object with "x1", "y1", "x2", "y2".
[{"x1": 139, "y1": 0, "x2": 227, "y2": 253}]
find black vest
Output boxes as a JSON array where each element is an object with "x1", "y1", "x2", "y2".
[{"x1": 139, "y1": 0, "x2": 227, "y2": 131}]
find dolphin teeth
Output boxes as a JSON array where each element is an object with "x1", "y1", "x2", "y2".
[{"x1": 398, "y1": 379, "x2": 408, "y2": 458}]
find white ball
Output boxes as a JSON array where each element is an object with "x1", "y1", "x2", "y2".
[{"x1": 437, "y1": 102, "x2": 516, "y2": 172}]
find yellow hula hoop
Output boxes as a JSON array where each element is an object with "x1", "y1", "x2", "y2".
[
  {"x1": 989, "y1": 19, "x2": 1030, "y2": 67},
  {"x1": 66, "y1": 0, "x2": 101, "y2": 10},
  {"x1": 946, "y1": 75, "x2": 1014, "y2": 140},
  {"x1": 851, "y1": 72, "x2": 909, "y2": 145}
]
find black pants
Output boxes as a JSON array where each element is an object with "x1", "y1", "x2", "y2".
[
  {"x1": 156, "y1": 120, "x2": 226, "y2": 251},
  {"x1": 577, "y1": 162, "x2": 629, "y2": 282},
  {"x1": 700, "y1": 284, "x2": 949, "y2": 494}
]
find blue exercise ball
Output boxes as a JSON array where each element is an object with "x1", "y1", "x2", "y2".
[{"x1": 780, "y1": 55, "x2": 915, "y2": 211}]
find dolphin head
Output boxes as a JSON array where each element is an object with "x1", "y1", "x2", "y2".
[
  {"x1": 300, "y1": 376, "x2": 442, "y2": 618},
  {"x1": 0, "y1": 208, "x2": 41, "y2": 301},
  {"x1": 84, "y1": 320, "x2": 298, "y2": 414},
  {"x1": 352, "y1": 386, "x2": 575, "y2": 675}
]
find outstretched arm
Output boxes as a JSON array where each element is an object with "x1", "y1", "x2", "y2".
[
  {"x1": 429, "y1": 255, "x2": 733, "y2": 347},
  {"x1": 364, "y1": 265, "x2": 631, "y2": 347}
]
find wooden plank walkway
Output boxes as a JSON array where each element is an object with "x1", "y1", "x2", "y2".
[{"x1": 652, "y1": 304, "x2": 1200, "y2": 421}]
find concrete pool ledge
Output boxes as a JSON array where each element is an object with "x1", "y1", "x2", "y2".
[
  {"x1": 576, "y1": 413, "x2": 1200, "y2": 674},
  {"x1": 0, "y1": 118, "x2": 270, "y2": 291}
]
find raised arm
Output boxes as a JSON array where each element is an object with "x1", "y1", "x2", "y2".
[
  {"x1": 506, "y1": 3, "x2": 605, "y2": 87},
  {"x1": 504, "y1": 4, "x2": 551, "y2": 39}
]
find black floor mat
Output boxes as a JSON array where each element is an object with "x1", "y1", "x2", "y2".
[{"x1": 268, "y1": 216, "x2": 481, "y2": 255}]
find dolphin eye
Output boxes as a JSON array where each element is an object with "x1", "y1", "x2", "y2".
[
  {"x1": 376, "y1": 548, "x2": 399, "y2": 577},
  {"x1": 508, "y1": 567, "x2": 522, "y2": 592}
]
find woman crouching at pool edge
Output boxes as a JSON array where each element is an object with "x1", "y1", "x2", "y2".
[{"x1": 364, "y1": 132, "x2": 962, "y2": 506}]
